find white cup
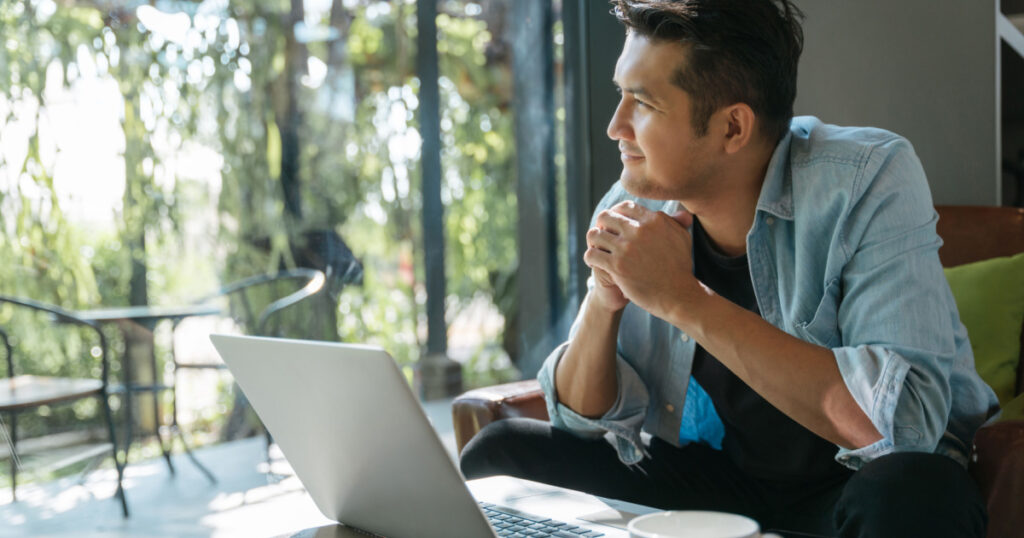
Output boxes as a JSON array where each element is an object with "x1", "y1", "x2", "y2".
[{"x1": 627, "y1": 510, "x2": 782, "y2": 538}]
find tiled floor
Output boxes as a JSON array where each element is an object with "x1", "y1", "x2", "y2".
[{"x1": 0, "y1": 398, "x2": 457, "y2": 537}]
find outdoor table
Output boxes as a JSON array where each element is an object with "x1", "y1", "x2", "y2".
[{"x1": 73, "y1": 304, "x2": 222, "y2": 479}]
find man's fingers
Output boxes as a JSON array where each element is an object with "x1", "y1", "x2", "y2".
[
  {"x1": 669, "y1": 209, "x2": 693, "y2": 228},
  {"x1": 583, "y1": 245, "x2": 612, "y2": 272},
  {"x1": 586, "y1": 227, "x2": 617, "y2": 253},
  {"x1": 596, "y1": 205, "x2": 639, "y2": 233},
  {"x1": 610, "y1": 200, "x2": 648, "y2": 220},
  {"x1": 610, "y1": 200, "x2": 691, "y2": 231},
  {"x1": 592, "y1": 267, "x2": 617, "y2": 288}
]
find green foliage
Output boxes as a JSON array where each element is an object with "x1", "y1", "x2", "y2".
[
  {"x1": 0, "y1": 2, "x2": 102, "y2": 307},
  {"x1": 0, "y1": 0, "x2": 535, "y2": 453},
  {"x1": 436, "y1": 12, "x2": 517, "y2": 302}
]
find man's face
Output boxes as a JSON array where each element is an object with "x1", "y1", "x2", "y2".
[{"x1": 607, "y1": 33, "x2": 717, "y2": 201}]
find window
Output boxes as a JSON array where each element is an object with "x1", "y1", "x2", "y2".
[{"x1": 0, "y1": 0, "x2": 573, "y2": 454}]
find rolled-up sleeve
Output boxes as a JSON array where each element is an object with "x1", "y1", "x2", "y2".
[
  {"x1": 536, "y1": 291, "x2": 651, "y2": 464},
  {"x1": 831, "y1": 139, "x2": 957, "y2": 469}
]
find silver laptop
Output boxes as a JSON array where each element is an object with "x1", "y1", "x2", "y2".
[{"x1": 210, "y1": 334, "x2": 648, "y2": 538}]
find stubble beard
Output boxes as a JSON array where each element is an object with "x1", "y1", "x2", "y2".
[{"x1": 620, "y1": 169, "x2": 686, "y2": 201}]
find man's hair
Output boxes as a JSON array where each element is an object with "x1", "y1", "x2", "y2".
[{"x1": 611, "y1": 0, "x2": 804, "y2": 143}]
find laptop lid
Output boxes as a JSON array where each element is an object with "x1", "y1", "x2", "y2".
[{"x1": 209, "y1": 334, "x2": 496, "y2": 538}]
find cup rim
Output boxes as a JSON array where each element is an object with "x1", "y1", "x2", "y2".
[{"x1": 627, "y1": 510, "x2": 761, "y2": 538}]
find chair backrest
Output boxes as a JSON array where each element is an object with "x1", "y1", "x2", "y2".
[
  {"x1": 934, "y1": 205, "x2": 1024, "y2": 398},
  {"x1": 0, "y1": 296, "x2": 110, "y2": 383},
  {"x1": 198, "y1": 268, "x2": 326, "y2": 336}
]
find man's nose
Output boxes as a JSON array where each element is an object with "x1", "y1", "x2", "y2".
[{"x1": 606, "y1": 100, "x2": 632, "y2": 141}]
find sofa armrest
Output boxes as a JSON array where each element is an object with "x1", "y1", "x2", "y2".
[
  {"x1": 969, "y1": 393, "x2": 1024, "y2": 538},
  {"x1": 451, "y1": 379, "x2": 547, "y2": 454}
]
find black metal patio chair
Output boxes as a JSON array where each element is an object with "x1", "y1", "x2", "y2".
[
  {"x1": 0, "y1": 296, "x2": 128, "y2": 517},
  {"x1": 167, "y1": 268, "x2": 327, "y2": 477}
]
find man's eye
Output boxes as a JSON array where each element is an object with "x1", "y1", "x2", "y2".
[{"x1": 634, "y1": 98, "x2": 650, "y2": 109}]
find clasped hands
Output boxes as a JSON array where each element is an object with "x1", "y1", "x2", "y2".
[{"x1": 584, "y1": 200, "x2": 701, "y2": 320}]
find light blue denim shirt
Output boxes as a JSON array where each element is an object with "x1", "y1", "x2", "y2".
[{"x1": 537, "y1": 116, "x2": 1000, "y2": 471}]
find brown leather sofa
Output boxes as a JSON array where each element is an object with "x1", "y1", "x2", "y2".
[{"x1": 452, "y1": 205, "x2": 1024, "y2": 538}]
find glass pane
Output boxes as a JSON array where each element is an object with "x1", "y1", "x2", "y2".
[{"x1": 0, "y1": 0, "x2": 566, "y2": 444}]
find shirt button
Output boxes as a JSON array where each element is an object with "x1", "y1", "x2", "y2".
[
  {"x1": 766, "y1": 217, "x2": 776, "y2": 225},
  {"x1": 665, "y1": 404, "x2": 675, "y2": 413},
  {"x1": 679, "y1": 333, "x2": 690, "y2": 343}
]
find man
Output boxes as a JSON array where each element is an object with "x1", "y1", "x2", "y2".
[{"x1": 461, "y1": 1, "x2": 999, "y2": 536}]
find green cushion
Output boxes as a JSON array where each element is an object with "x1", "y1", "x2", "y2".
[{"x1": 944, "y1": 252, "x2": 1024, "y2": 406}]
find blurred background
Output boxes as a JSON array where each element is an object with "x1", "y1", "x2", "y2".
[{"x1": 0, "y1": 0, "x2": 577, "y2": 488}]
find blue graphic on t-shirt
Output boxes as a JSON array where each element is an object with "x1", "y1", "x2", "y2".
[{"x1": 678, "y1": 375, "x2": 724, "y2": 449}]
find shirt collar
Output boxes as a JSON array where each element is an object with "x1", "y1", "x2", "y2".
[{"x1": 754, "y1": 129, "x2": 795, "y2": 221}]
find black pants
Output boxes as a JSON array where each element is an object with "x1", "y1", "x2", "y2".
[{"x1": 459, "y1": 418, "x2": 986, "y2": 538}]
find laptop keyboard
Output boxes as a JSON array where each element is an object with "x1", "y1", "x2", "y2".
[{"x1": 479, "y1": 502, "x2": 605, "y2": 537}]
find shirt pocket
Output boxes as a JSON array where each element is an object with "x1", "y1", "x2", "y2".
[{"x1": 794, "y1": 277, "x2": 842, "y2": 348}]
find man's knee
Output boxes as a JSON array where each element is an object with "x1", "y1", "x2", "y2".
[
  {"x1": 459, "y1": 418, "x2": 548, "y2": 480},
  {"x1": 835, "y1": 452, "x2": 986, "y2": 538}
]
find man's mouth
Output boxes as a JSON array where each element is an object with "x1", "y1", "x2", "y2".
[
  {"x1": 620, "y1": 151, "x2": 644, "y2": 162},
  {"x1": 619, "y1": 145, "x2": 644, "y2": 162}
]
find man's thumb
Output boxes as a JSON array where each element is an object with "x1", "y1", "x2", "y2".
[{"x1": 670, "y1": 209, "x2": 693, "y2": 228}]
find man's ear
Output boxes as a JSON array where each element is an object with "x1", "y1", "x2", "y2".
[{"x1": 718, "y1": 103, "x2": 757, "y2": 155}]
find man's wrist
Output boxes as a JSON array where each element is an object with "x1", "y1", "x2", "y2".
[
  {"x1": 588, "y1": 290, "x2": 628, "y2": 315},
  {"x1": 665, "y1": 278, "x2": 714, "y2": 334},
  {"x1": 587, "y1": 296, "x2": 627, "y2": 321}
]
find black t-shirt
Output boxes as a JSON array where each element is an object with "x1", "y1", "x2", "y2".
[{"x1": 689, "y1": 217, "x2": 852, "y2": 483}]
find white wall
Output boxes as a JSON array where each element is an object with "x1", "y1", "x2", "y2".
[{"x1": 794, "y1": 0, "x2": 1000, "y2": 205}]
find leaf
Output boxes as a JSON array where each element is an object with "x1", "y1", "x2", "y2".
[{"x1": 267, "y1": 116, "x2": 282, "y2": 180}]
